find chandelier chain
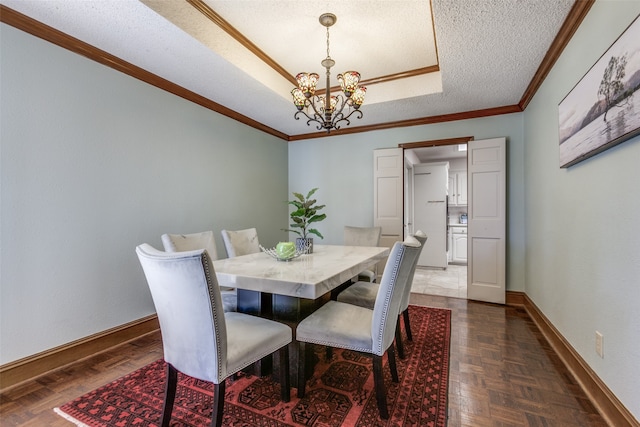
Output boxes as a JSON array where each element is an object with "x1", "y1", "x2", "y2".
[{"x1": 326, "y1": 26, "x2": 331, "y2": 61}]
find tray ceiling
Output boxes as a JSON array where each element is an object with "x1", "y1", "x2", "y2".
[{"x1": 1, "y1": 0, "x2": 578, "y2": 139}]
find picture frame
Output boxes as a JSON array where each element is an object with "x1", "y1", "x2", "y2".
[{"x1": 558, "y1": 15, "x2": 640, "y2": 168}]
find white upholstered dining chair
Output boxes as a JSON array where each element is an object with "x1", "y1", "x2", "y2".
[
  {"x1": 336, "y1": 231, "x2": 427, "y2": 359},
  {"x1": 295, "y1": 236, "x2": 422, "y2": 419},
  {"x1": 161, "y1": 231, "x2": 237, "y2": 312},
  {"x1": 398, "y1": 230, "x2": 427, "y2": 344},
  {"x1": 344, "y1": 225, "x2": 382, "y2": 282},
  {"x1": 221, "y1": 228, "x2": 260, "y2": 258},
  {"x1": 136, "y1": 244, "x2": 292, "y2": 427},
  {"x1": 161, "y1": 230, "x2": 219, "y2": 259}
]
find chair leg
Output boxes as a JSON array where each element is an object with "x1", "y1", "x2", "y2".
[
  {"x1": 161, "y1": 364, "x2": 178, "y2": 427},
  {"x1": 395, "y1": 320, "x2": 405, "y2": 359},
  {"x1": 279, "y1": 346, "x2": 290, "y2": 402},
  {"x1": 387, "y1": 345, "x2": 399, "y2": 383},
  {"x1": 211, "y1": 381, "x2": 225, "y2": 427},
  {"x1": 372, "y1": 355, "x2": 389, "y2": 419},
  {"x1": 403, "y1": 308, "x2": 413, "y2": 341},
  {"x1": 297, "y1": 342, "x2": 307, "y2": 398}
]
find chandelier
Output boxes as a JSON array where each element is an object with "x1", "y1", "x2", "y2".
[{"x1": 291, "y1": 13, "x2": 366, "y2": 133}]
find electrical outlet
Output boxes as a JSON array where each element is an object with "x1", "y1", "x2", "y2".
[{"x1": 595, "y1": 331, "x2": 604, "y2": 358}]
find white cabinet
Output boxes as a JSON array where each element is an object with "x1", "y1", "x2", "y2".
[
  {"x1": 451, "y1": 226, "x2": 467, "y2": 264},
  {"x1": 448, "y1": 175, "x2": 455, "y2": 203},
  {"x1": 448, "y1": 170, "x2": 467, "y2": 206},
  {"x1": 453, "y1": 234, "x2": 467, "y2": 263},
  {"x1": 457, "y1": 171, "x2": 467, "y2": 205}
]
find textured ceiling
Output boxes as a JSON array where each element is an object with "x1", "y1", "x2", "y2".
[
  {"x1": 1, "y1": 0, "x2": 576, "y2": 139},
  {"x1": 142, "y1": 0, "x2": 442, "y2": 106}
]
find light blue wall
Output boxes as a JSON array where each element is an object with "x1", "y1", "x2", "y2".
[
  {"x1": 3, "y1": 2, "x2": 639, "y2": 419},
  {"x1": 0, "y1": 24, "x2": 289, "y2": 363},
  {"x1": 523, "y1": 0, "x2": 640, "y2": 419},
  {"x1": 288, "y1": 113, "x2": 526, "y2": 292}
]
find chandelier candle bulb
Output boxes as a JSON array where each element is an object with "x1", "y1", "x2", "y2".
[
  {"x1": 291, "y1": 12, "x2": 366, "y2": 133},
  {"x1": 351, "y1": 86, "x2": 367, "y2": 108},
  {"x1": 337, "y1": 71, "x2": 361, "y2": 97},
  {"x1": 294, "y1": 72, "x2": 319, "y2": 98}
]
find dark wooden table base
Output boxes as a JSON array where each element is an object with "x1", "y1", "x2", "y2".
[{"x1": 237, "y1": 288, "x2": 333, "y2": 383}]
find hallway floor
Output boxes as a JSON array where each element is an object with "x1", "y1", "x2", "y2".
[{"x1": 412, "y1": 264, "x2": 467, "y2": 298}]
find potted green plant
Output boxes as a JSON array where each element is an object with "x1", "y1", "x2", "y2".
[{"x1": 282, "y1": 187, "x2": 326, "y2": 253}]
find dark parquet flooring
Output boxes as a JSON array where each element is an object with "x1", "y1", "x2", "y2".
[{"x1": 0, "y1": 295, "x2": 609, "y2": 426}]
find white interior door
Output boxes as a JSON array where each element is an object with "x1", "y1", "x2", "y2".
[
  {"x1": 373, "y1": 148, "x2": 404, "y2": 277},
  {"x1": 467, "y1": 137, "x2": 506, "y2": 304}
]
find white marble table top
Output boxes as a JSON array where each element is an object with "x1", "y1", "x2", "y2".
[{"x1": 212, "y1": 245, "x2": 389, "y2": 300}]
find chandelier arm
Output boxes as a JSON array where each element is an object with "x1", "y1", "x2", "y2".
[
  {"x1": 331, "y1": 95, "x2": 349, "y2": 117},
  {"x1": 294, "y1": 110, "x2": 325, "y2": 131},
  {"x1": 331, "y1": 109, "x2": 364, "y2": 130},
  {"x1": 307, "y1": 95, "x2": 326, "y2": 121},
  {"x1": 323, "y1": 95, "x2": 348, "y2": 128}
]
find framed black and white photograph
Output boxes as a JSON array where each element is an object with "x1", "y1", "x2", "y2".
[{"x1": 558, "y1": 15, "x2": 640, "y2": 168}]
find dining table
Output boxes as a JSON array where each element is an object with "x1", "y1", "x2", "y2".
[{"x1": 212, "y1": 244, "x2": 390, "y2": 379}]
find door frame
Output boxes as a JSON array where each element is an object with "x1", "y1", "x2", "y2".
[
  {"x1": 399, "y1": 136, "x2": 474, "y2": 242},
  {"x1": 399, "y1": 136, "x2": 507, "y2": 304},
  {"x1": 399, "y1": 136, "x2": 475, "y2": 151},
  {"x1": 399, "y1": 136, "x2": 473, "y2": 293}
]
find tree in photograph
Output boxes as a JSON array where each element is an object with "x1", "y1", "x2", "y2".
[{"x1": 598, "y1": 54, "x2": 627, "y2": 122}]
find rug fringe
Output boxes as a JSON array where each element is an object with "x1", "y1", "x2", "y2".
[{"x1": 53, "y1": 407, "x2": 90, "y2": 427}]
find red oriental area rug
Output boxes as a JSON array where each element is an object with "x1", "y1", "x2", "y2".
[{"x1": 55, "y1": 305, "x2": 450, "y2": 427}]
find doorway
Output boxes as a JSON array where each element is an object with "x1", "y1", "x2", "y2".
[
  {"x1": 376, "y1": 138, "x2": 505, "y2": 303},
  {"x1": 405, "y1": 143, "x2": 468, "y2": 299}
]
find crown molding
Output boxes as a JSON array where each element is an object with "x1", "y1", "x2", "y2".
[
  {"x1": 518, "y1": 0, "x2": 595, "y2": 110},
  {"x1": 287, "y1": 105, "x2": 521, "y2": 141},
  {"x1": 1, "y1": 2, "x2": 594, "y2": 142},
  {"x1": 0, "y1": 5, "x2": 289, "y2": 141}
]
